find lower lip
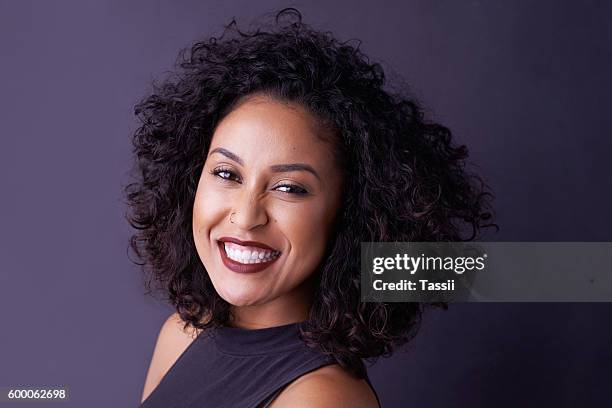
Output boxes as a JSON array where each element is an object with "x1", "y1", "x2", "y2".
[{"x1": 217, "y1": 241, "x2": 281, "y2": 274}]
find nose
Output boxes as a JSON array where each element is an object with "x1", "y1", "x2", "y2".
[{"x1": 230, "y1": 188, "x2": 269, "y2": 230}]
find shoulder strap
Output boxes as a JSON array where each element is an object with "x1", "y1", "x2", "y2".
[
  {"x1": 256, "y1": 362, "x2": 382, "y2": 408},
  {"x1": 256, "y1": 384, "x2": 288, "y2": 408},
  {"x1": 254, "y1": 361, "x2": 336, "y2": 407}
]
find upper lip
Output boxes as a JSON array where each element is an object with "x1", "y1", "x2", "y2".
[{"x1": 218, "y1": 236, "x2": 279, "y2": 252}]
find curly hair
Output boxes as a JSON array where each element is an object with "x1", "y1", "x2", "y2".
[{"x1": 124, "y1": 8, "x2": 497, "y2": 378}]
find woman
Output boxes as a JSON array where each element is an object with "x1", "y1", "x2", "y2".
[{"x1": 125, "y1": 8, "x2": 495, "y2": 408}]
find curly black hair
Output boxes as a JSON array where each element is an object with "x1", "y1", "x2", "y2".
[{"x1": 124, "y1": 8, "x2": 497, "y2": 378}]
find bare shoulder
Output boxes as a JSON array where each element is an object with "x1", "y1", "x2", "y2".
[
  {"x1": 268, "y1": 364, "x2": 379, "y2": 408},
  {"x1": 140, "y1": 312, "x2": 203, "y2": 403}
]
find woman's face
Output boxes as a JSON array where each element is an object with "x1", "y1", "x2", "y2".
[{"x1": 193, "y1": 95, "x2": 344, "y2": 320}]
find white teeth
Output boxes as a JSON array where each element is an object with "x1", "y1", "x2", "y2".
[{"x1": 223, "y1": 242, "x2": 280, "y2": 264}]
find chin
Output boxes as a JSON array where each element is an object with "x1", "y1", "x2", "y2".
[{"x1": 216, "y1": 285, "x2": 266, "y2": 307}]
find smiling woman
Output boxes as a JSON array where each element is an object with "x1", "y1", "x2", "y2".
[
  {"x1": 124, "y1": 7, "x2": 496, "y2": 408},
  {"x1": 193, "y1": 95, "x2": 344, "y2": 326}
]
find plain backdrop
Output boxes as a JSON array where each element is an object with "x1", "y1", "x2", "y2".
[{"x1": 1, "y1": 1, "x2": 611, "y2": 407}]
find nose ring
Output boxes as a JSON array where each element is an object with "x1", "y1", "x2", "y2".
[{"x1": 229, "y1": 212, "x2": 236, "y2": 224}]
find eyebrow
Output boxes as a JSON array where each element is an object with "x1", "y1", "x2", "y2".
[{"x1": 208, "y1": 147, "x2": 321, "y2": 181}]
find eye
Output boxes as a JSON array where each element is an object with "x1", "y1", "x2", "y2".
[
  {"x1": 274, "y1": 184, "x2": 308, "y2": 196},
  {"x1": 208, "y1": 167, "x2": 307, "y2": 195},
  {"x1": 209, "y1": 166, "x2": 241, "y2": 183}
]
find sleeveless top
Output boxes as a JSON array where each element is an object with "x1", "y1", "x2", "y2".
[{"x1": 139, "y1": 321, "x2": 381, "y2": 408}]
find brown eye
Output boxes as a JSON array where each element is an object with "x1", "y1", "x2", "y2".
[
  {"x1": 274, "y1": 184, "x2": 308, "y2": 195},
  {"x1": 209, "y1": 166, "x2": 241, "y2": 183}
]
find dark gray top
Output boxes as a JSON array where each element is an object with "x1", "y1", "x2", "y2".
[{"x1": 139, "y1": 320, "x2": 381, "y2": 408}]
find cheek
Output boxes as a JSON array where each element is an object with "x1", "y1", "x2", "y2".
[
  {"x1": 276, "y1": 202, "x2": 333, "y2": 274},
  {"x1": 192, "y1": 179, "x2": 226, "y2": 246}
]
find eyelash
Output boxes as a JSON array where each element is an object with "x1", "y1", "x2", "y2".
[{"x1": 209, "y1": 166, "x2": 308, "y2": 196}]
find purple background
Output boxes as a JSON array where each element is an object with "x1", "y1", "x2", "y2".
[{"x1": 1, "y1": 1, "x2": 611, "y2": 406}]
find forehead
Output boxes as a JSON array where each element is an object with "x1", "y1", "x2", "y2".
[{"x1": 210, "y1": 96, "x2": 335, "y2": 163}]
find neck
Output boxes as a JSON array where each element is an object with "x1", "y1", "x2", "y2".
[{"x1": 229, "y1": 277, "x2": 315, "y2": 329}]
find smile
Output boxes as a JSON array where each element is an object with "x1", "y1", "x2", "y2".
[
  {"x1": 217, "y1": 241, "x2": 282, "y2": 274},
  {"x1": 223, "y1": 241, "x2": 281, "y2": 263}
]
